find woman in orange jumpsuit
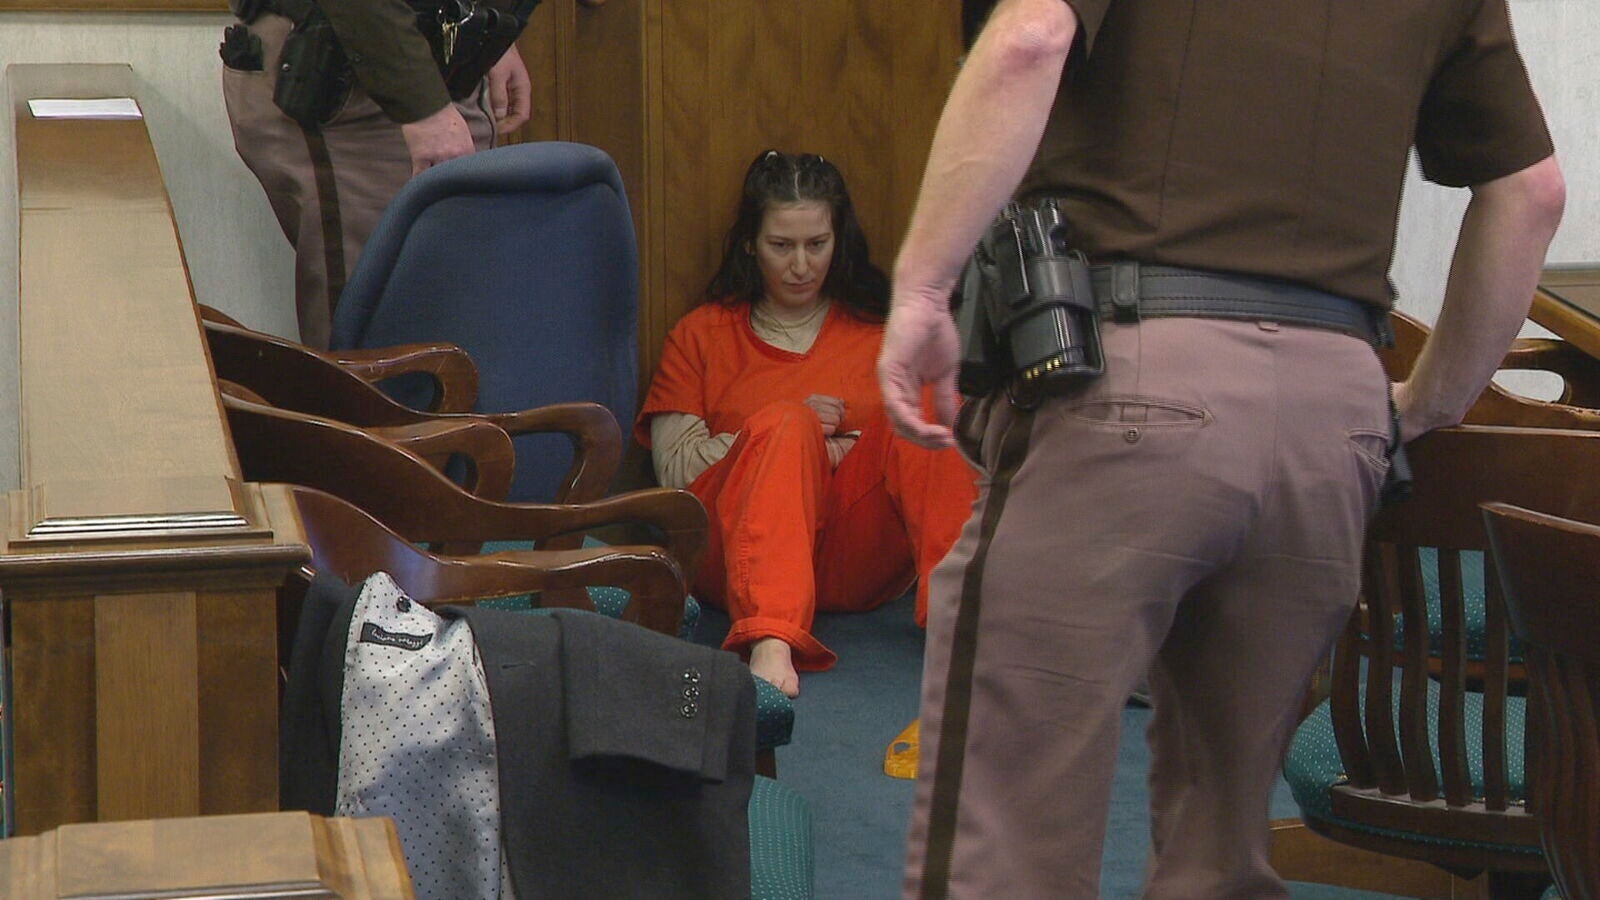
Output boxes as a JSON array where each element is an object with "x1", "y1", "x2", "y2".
[{"x1": 635, "y1": 151, "x2": 978, "y2": 697}]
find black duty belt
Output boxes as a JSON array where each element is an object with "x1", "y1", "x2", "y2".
[{"x1": 1089, "y1": 263, "x2": 1392, "y2": 348}]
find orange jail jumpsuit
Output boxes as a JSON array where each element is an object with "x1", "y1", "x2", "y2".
[{"x1": 635, "y1": 301, "x2": 979, "y2": 670}]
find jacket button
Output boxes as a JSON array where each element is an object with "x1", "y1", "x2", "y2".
[
  {"x1": 682, "y1": 668, "x2": 701, "y2": 685},
  {"x1": 680, "y1": 702, "x2": 698, "y2": 719},
  {"x1": 682, "y1": 685, "x2": 701, "y2": 701},
  {"x1": 1123, "y1": 427, "x2": 1141, "y2": 444}
]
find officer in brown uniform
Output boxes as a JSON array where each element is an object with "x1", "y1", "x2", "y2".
[
  {"x1": 879, "y1": 0, "x2": 1564, "y2": 896},
  {"x1": 220, "y1": 0, "x2": 533, "y2": 348}
]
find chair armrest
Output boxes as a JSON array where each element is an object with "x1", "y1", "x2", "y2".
[
  {"x1": 228, "y1": 400, "x2": 706, "y2": 577},
  {"x1": 467, "y1": 488, "x2": 709, "y2": 582},
  {"x1": 368, "y1": 419, "x2": 516, "y2": 503},
  {"x1": 1500, "y1": 338, "x2": 1600, "y2": 407},
  {"x1": 479, "y1": 403, "x2": 623, "y2": 503},
  {"x1": 290, "y1": 484, "x2": 686, "y2": 636},
  {"x1": 329, "y1": 344, "x2": 481, "y2": 414},
  {"x1": 475, "y1": 545, "x2": 687, "y2": 636}
]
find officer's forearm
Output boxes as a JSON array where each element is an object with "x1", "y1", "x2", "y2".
[
  {"x1": 893, "y1": 0, "x2": 1078, "y2": 309},
  {"x1": 1399, "y1": 155, "x2": 1566, "y2": 438}
]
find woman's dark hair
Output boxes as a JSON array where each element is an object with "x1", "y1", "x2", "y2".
[{"x1": 704, "y1": 150, "x2": 889, "y2": 322}]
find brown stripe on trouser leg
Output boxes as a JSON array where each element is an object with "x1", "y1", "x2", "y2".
[
  {"x1": 914, "y1": 401, "x2": 1037, "y2": 899},
  {"x1": 303, "y1": 128, "x2": 347, "y2": 333},
  {"x1": 903, "y1": 318, "x2": 1389, "y2": 898}
]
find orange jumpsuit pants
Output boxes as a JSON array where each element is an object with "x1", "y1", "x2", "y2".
[{"x1": 686, "y1": 399, "x2": 979, "y2": 670}]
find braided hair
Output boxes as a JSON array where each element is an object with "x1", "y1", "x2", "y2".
[{"x1": 704, "y1": 150, "x2": 889, "y2": 322}]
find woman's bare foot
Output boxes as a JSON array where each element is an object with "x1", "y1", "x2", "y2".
[{"x1": 749, "y1": 637, "x2": 800, "y2": 698}]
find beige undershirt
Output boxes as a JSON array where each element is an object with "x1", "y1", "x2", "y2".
[{"x1": 650, "y1": 299, "x2": 839, "y2": 489}]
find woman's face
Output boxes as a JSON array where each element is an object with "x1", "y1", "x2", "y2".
[{"x1": 753, "y1": 201, "x2": 835, "y2": 312}]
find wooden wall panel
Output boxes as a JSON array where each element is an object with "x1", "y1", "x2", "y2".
[
  {"x1": 519, "y1": 1, "x2": 960, "y2": 392},
  {"x1": 196, "y1": 589, "x2": 282, "y2": 815},
  {"x1": 646, "y1": 0, "x2": 962, "y2": 381},
  {"x1": 95, "y1": 592, "x2": 202, "y2": 823},
  {"x1": 10, "y1": 595, "x2": 98, "y2": 831},
  {"x1": 515, "y1": 0, "x2": 566, "y2": 144}
]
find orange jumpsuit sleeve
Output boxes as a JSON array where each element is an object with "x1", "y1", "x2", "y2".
[{"x1": 635, "y1": 314, "x2": 711, "y2": 447}]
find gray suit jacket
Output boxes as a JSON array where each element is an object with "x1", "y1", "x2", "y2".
[{"x1": 443, "y1": 606, "x2": 755, "y2": 899}]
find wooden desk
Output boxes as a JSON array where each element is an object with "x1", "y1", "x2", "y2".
[
  {"x1": 1531, "y1": 265, "x2": 1600, "y2": 360},
  {"x1": 4, "y1": 64, "x2": 309, "y2": 834}
]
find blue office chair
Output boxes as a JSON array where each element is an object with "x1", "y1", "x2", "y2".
[{"x1": 331, "y1": 142, "x2": 639, "y2": 504}]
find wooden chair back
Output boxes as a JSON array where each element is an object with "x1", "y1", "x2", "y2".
[
  {"x1": 206, "y1": 319, "x2": 622, "y2": 505},
  {"x1": 205, "y1": 318, "x2": 467, "y2": 425},
  {"x1": 201, "y1": 308, "x2": 480, "y2": 414},
  {"x1": 1484, "y1": 502, "x2": 1600, "y2": 900},
  {"x1": 287, "y1": 484, "x2": 685, "y2": 634},
  {"x1": 1325, "y1": 425, "x2": 1600, "y2": 876},
  {"x1": 221, "y1": 396, "x2": 703, "y2": 632},
  {"x1": 1382, "y1": 312, "x2": 1600, "y2": 429}
]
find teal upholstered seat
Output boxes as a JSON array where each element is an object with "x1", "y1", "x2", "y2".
[
  {"x1": 1390, "y1": 549, "x2": 1526, "y2": 664},
  {"x1": 1284, "y1": 679, "x2": 1541, "y2": 862},
  {"x1": 477, "y1": 539, "x2": 794, "y2": 754},
  {"x1": 749, "y1": 775, "x2": 815, "y2": 899}
]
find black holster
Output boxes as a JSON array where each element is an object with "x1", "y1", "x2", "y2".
[
  {"x1": 415, "y1": 0, "x2": 531, "y2": 100},
  {"x1": 273, "y1": 16, "x2": 353, "y2": 129},
  {"x1": 954, "y1": 200, "x2": 1105, "y2": 406}
]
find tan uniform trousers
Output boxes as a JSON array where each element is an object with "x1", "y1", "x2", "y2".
[
  {"x1": 223, "y1": 12, "x2": 495, "y2": 348},
  {"x1": 904, "y1": 317, "x2": 1392, "y2": 898}
]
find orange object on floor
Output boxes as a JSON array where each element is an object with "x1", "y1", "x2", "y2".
[
  {"x1": 885, "y1": 719, "x2": 920, "y2": 779},
  {"x1": 637, "y1": 303, "x2": 979, "y2": 668}
]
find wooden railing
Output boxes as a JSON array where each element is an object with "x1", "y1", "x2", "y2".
[{"x1": 3, "y1": 63, "x2": 308, "y2": 835}]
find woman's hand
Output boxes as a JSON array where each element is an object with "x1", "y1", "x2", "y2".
[
  {"x1": 804, "y1": 394, "x2": 845, "y2": 436},
  {"x1": 826, "y1": 434, "x2": 859, "y2": 468}
]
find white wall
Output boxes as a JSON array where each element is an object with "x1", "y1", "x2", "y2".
[
  {"x1": 0, "y1": 11, "x2": 296, "y2": 491},
  {"x1": 0, "y1": 2, "x2": 1595, "y2": 491},
  {"x1": 1392, "y1": 0, "x2": 1598, "y2": 327}
]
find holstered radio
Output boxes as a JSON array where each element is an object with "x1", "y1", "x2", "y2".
[{"x1": 955, "y1": 200, "x2": 1105, "y2": 404}]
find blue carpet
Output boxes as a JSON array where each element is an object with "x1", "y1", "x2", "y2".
[{"x1": 694, "y1": 592, "x2": 1407, "y2": 899}]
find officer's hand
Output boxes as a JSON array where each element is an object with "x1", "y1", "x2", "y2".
[
  {"x1": 878, "y1": 294, "x2": 959, "y2": 449},
  {"x1": 803, "y1": 394, "x2": 845, "y2": 436},
  {"x1": 487, "y1": 46, "x2": 531, "y2": 136},
  {"x1": 400, "y1": 104, "x2": 475, "y2": 176},
  {"x1": 1391, "y1": 380, "x2": 1432, "y2": 444}
]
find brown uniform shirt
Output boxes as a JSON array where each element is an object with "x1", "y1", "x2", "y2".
[
  {"x1": 319, "y1": 0, "x2": 452, "y2": 123},
  {"x1": 1019, "y1": 0, "x2": 1555, "y2": 309}
]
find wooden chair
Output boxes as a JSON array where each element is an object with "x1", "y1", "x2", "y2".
[
  {"x1": 1283, "y1": 426, "x2": 1600, "y2": 898},
  {"x1": 286, "y1": 483, "x2": 686, "y2": 623},
  {"x1": 1383, "y1": 311, "x2": 1600, "y2": 428},
  {"x1": 1483, "y1": 503, "x2": 1600, "y2": 900},
  {"x1": 203, "y1": 315, "x2": 620, "y2": 505},
  {"x1": 199, "y1": 304, "x2": 481, "y2": 414},
  {"x1": 222, "y1": 393, "x2": 703, "y2": 636}
]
